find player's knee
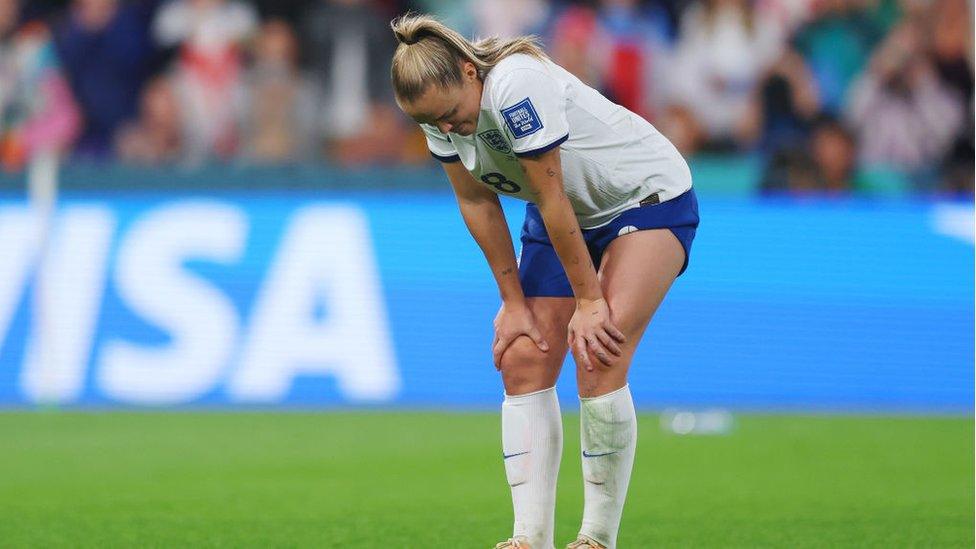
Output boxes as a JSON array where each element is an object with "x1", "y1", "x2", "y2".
[
  {"x1": 575, "y1": 361, "x2": 598, "y2": 393},
  {"x1": 500, "y1": 336, "x2": 554, "y2": 395},
  {"x1": 576, "y1": 372, "x2": 606, "y2": 397},
  {"x1": 576, "y1": 367, "x2": 627, "y2": 398},
  {"x1": 575, "y1": 348, "x2": 632, "y2": 398},
  {"x1": 500, "y1": 335, "x2": 549, "y2": 370}
]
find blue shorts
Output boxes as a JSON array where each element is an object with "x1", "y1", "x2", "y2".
[{"x1": 518, "y1": 189, "x2": 699, "y2": 297}]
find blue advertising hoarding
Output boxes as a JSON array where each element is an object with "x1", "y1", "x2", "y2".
[{"x1": 0, "y1": 192, "x2": 972, "y2": 411}]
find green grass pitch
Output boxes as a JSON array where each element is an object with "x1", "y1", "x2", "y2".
[{"x1": 0, "y1": 412, "x2": 971, "y2": 547}]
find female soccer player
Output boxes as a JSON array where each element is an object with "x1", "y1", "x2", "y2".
[{"x1": 390, "y1": 14, "x2": 698, "y2": 549}]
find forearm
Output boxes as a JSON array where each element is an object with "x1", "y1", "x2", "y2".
[
  {"x1": 521, "y1": 151, "x2": 602, "y2": 303},
  {"x1": 534, "y1": 191, "x2": 602, "y2": 302},
  {"x1": 458, "y1": 197, "x2": 526, "y2": 304}
]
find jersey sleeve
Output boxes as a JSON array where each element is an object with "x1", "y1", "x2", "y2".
[
  {"x1": 491, "y1": 67, "x2": 570, "y2": 157},
  {"x1": 420, "y1": 124, "x2": 460, "y2": 163}
]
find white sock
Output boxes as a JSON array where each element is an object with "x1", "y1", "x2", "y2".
[
  {"x1": 578, "y1": 385, "x2": 637, "y2": 549},
  {"x1": 502, "y1": 386, "x2": 562, "y2": 549}
]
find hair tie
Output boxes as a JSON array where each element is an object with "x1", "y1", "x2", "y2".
[
  {"x1": 400, "y1": 29, "x2": 434, "y2": 46},
  {"x1": 395, "y1": 30, "x2": 418, "y2": 45}
]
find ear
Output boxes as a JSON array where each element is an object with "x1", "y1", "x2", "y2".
[{"x1": 462, "y1": 61, "x2": 479, "y2": 81}]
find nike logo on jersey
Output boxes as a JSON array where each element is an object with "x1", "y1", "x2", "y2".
[
  {"x1": 582, "y1": 450, "x2": 618, "y2": 458},
  {"x1": 503, "y1": 451, "x2": 530, "y2": 460}
]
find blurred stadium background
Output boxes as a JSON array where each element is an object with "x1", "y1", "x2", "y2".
[{"x1": 0, "y1": 0, "x2": 972, "y2": 546}]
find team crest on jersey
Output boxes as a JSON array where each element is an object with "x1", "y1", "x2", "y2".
[
  {"x1": 501, "y1": 98, "x2": 543, "y2": 139},
  {"x1": 477, "y1": 129, "x2": 511, "y2": 153}
]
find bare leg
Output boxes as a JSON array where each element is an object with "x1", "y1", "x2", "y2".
[
  {"x1": 498, "y1": 297, "x2": 574, "y2": 548},
  {"x1": 499, "y1": 297, "x2": 575, "y2": 395},
  {"x1": 573, "y1": 228, "x2": 684, "y2": 548},
  {"x1": 574, "y1": 229, "x2": 684, "y2": 396}
]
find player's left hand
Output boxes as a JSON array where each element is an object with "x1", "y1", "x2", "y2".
[{"x1": 568, "y1": 297, "x2": 626, "y2": 371}]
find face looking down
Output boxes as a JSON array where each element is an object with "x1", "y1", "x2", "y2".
[{"x1": 398, "y1": 61, "x2": 484, "y2": 137}]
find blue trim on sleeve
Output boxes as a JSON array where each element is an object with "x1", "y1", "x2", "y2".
[
  {"x1": 513, "y1": 134, "x2": 569, "y2": 158},
  {"x1": 430, "y1": 151, "x2": 461, "y2": 163}
]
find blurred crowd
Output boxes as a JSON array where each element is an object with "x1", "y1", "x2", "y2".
[{"x1": 0, "y1": 0, "x2": 972, "y2": 194}]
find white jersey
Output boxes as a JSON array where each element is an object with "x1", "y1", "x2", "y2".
[{"x1": 422, "y1": 53, "x2": 692, "y2": 229}]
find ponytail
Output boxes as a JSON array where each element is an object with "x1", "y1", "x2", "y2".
[{"x1": 390, "y1": 13, "x2": 547, "y2": 102}]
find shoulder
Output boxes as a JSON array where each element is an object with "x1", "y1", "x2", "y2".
[
  {"x1": 495, "y1": 53, "x2": 550, "y2": 72},
  {"x1": 485, "y1": 54, "x2": 565, "y2": 104},
  {"x1": 487, "y1": 54, "x2": 554, "y2": 86}
]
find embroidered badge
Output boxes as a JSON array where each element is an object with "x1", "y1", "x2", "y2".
[
  {"x1": 477, "y1": 129, "x2": 512, "y2": 153},
  {"x1": 501, "y1": 98, "x2": 543, "y2": 139}
]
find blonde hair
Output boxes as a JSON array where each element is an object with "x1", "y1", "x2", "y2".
[{"x1": 390, "y1": 13, "x2": 548, "y2": 103}]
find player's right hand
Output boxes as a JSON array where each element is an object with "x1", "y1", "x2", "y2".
[
  {"x1": 492, "y1": 301, "x2": 550, "y2": 369},
  {"x1": 568, "y1": 297, "x2": 626, "y2": 371}
]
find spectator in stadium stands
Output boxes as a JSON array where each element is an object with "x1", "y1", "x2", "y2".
[
  {"x1": 808, "y1": 114, "x2": 862, "y2": 192},
  {"x1": 548, "y1": 3, "x2": 607, "y2": 90},
  {"x1": 759, "y1": 146, "x2": 818, "y2": 194},
  {"x1": 0, "y1": 0, "x2": 81, "y2": 171},
  {"x1": 153, "y1": 0, "x2": 257, "y2": 164},
  {"x1": 845, "y1": 20, "x2": 964, "y2": 189},
  {"x1": 928, "y1": 0, "x2": 974, "y2": 193},
  {"x1": 668, "y1": 0, "x2": 784, "y2": 149},
  {"x1": 237, "y1": 19, "x2": 323, "y2": 164},
  {"x1": 597, "y1": 0, "x2": 675, "y2": 119},
  {"x1": 51, "y1": 0, "x2": 154, "y2": 160},
  {"x1": 748, "y1": 48, "x2": 821, "y2": 154},
  {"x1": 790, "y1": 0, "x2": 883, "y2": 115},
  {"x1": 547, "y1": 0, "x2": 676, "y2": 120},
  {"x1": 299, "y1": 0, "x2": 405, "y2": 165},
  {"x1": 114, "y1": 75, "x2": 183, "y2": 165},
  {"x1": 761, "y1": 115, "x2": 861, "y2": 195}
]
